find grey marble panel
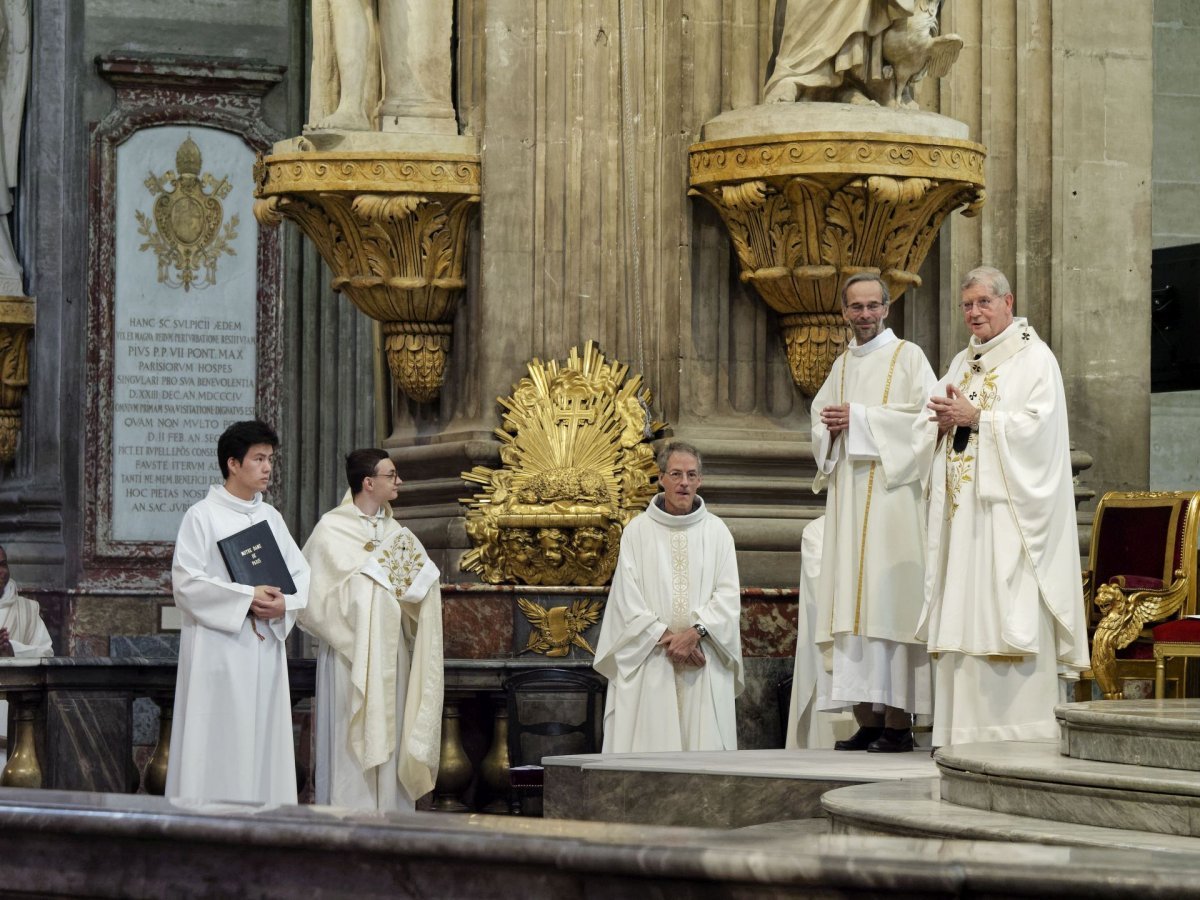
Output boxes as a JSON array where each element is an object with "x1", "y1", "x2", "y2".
[
  {"x1": 131, "y1": 696, "x2": 161, "y2": 747},
  {"x1": 938, "y1": 768, "x2": 990, "y2": 810},
  {"x1": 824, "y1": 778, "x2": 1200, "y2": 854},
  {"x1": 46, "y1": 693, "x2": 136, "y2": 793},
  {"x1": 987, "y1": 775, "x2": 1193, "y2": 836},
  {"x1": 109, "y1": 634, "x2": 180, "y2": 659},
  {"x1": 545, "y1": 763, "x2": 852, "y2": 828},
  {"x1": 737, "y1": 656, "x2": 792, "y2": 750},
  {"x1": 1059, "y1": 699, "x2": 1200, "y2": 771}
]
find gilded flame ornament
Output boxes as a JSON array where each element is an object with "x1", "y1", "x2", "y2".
[
  {"x1": 137, "y1": 136, "x2": 239, "y2": 292},
  {"x1": 461, "y1": 342, "x2": 665, "y2": 586},
  {"x1": 517, "y1": 597, "x2": 605, "y2": 657}
]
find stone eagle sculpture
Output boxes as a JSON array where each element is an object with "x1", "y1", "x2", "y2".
[{"x1": 764, "y1": 0, "x2": 962, "y2": 109}]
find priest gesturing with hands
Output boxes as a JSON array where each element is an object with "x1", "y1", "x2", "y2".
[
  {"x1": 919, "y1": 266, "x2": 1089, "y2": 748},
  {"x1": 594, "y1": 441, "x2": 744, "y2": 753}
]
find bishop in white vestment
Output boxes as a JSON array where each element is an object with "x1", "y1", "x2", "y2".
[
  {"x1": 167, "y1": 422, "x2": 310, "y2": 805},
  {"x1": 301, "y1": 450, "x2": 443, "y2": 810},
  {"x1": 806, "y1": 274, "x2": 937, "y2": 752},
  {"x1": 921, "y1": 268, "x2": 1089, "y2": 746},
  {"x1": 594, "y1": 442, "x2": 743, "y2": 753}
]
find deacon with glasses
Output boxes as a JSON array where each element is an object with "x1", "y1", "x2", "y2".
[
  {"x1": 919, "y1": 266, "x2": 1089, "y2": 747},
  {"x1": 301, "y1": 449, "x2": 443, "y2": 810},
  {"x1": 802, "y1": 273, "x2": 937, "y2": 753}
]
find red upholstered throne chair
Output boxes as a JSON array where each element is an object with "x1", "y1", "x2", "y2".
[{"x1": 1082, "y1": 491, "x2": 1200, "y2": 700}]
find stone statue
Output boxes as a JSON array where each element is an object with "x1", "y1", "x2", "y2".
[
  {"x1": 0, "y1": 1, "x2": 29, "y2": 297},
  {"x1": 308, "y1": 0, "x2": 457, "y2": 134},
  {"x1": 765, "y1": 0, "x2": 961, "y2": 109}
]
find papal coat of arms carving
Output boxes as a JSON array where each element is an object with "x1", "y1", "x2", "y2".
[
  {"x1": 137, "y1": 135, "x2": 239, "y2": 292},
  {"x1": 461, "y1": 342, "x2": 665, "y2": 587}
]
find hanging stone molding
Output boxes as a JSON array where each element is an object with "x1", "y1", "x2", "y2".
[
  {"x1": 253, "y1": 149, "x2": 481, "y2": 403},
  {"x1": 689, "y1": 131, "x2": 986, "y2": 396}
]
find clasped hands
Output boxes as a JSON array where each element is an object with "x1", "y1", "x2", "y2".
[
  {"x1": 657, "y1": 626, "x2": 706, "y2": 668},
  {"x1": 820, "y1": 402, "x2": 851, "y2": 437},
  {"x1": 251, "y1": 585, "x2": 286, "y2": 620},
  {"x1": 927, "y1": 383, "x2": 979, "y2": 434}
]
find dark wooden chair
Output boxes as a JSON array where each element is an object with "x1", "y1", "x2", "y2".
[{"x1": 503, "y1": 668, "x2": 605, "y2": 815}]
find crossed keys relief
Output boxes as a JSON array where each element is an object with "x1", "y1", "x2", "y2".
[{"x1": 136, "y1": 135, "x2": 239, "y2": 292}]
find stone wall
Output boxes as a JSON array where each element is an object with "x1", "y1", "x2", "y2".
[
  {"x1": 1150, "y1": 1, "x2": 1200, "y2": 491},
  {"x1": 936, "y1": 1, "x2": 1154, "y2": 501},
  {"x1": 1154, "y1": 0, "x2": 1200, "y2": 249}
]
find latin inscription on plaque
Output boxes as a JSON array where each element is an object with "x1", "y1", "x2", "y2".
[{"x1": 111, "y1": 126, "x2": 259, "y2": 543}]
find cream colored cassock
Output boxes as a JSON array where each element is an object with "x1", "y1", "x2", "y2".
[
  {"x1": 918, "y1": 318, "x2": 1090, "y2": 746},
  {"x1": 806, "y1": 330, "x2": 937, "y2": 721},
  {"x1": 301, "y1": 496, "x2": 443, "y2": 810},
  {"x1": 0, "y1": 580, "x2": 53, "y2": 759},
  {"x1": 167, "y1": 485, "x2": 310, "y2": 805},
  {"x1": 594, "y1": 496, "x2": 744, "y2": 753}
]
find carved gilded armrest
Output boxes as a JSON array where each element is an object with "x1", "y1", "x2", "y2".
[{"x1": 1091, "y1": 570, "x2": 1188, "y2": 700}]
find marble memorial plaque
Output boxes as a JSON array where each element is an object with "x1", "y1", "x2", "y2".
[{"x1": 110, "y1": 126, "x2": 259, "y2": 543}]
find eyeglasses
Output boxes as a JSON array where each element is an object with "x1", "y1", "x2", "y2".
[
  {"x1": 370, "y1": 471, "x2": 402, "y2": 482},
  {"x1": 845, "y1": 303, "x2": 885, "y2": 314},
  {"x1": 960, "y1": 296, "x2": 996, "y2": 312},
  {"x1": 664, "y1": 469, "x2": 701, "y2": 482}
]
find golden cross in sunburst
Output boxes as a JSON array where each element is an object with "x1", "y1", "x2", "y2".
[{"x1": 554, "y1": 399, "x2": 595, "y2": 428}]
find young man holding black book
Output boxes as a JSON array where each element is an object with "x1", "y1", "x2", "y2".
[{"x1": 167, "y1": 420, "x2": 310, "y2": 804}]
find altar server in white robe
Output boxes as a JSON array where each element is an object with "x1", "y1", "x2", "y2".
[
  {"x1": 0, "y1": 546, "x2": 52, "y2": 660},
  {"x1": 0, "y1": 544, "x2": 54, "y2": 761},
  {"x1": 301, "y1": 449, "x2": 443, "y2": 810},
  {"x1": 921, "y1": 266, "x2": 1089, "y2": 746},
  {"x1": 167, "y1": 420, "x2": 310, "y2": 805},
  {"x1": 804, "y1": 273, "x2": 937, "y2": 753},
  {"x1": 594, "y1": 441, "x2": 743, "y2": 753}
]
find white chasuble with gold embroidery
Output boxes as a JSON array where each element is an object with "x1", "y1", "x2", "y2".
[
  {"x1": 807, "y1": 329, "x2": 937, "y2": 718},
  {"x1": 918, "y1": 319, "x2": 1089, "y2": 745},
  {"x1": 811, "y1": 329, "x2": 938, "y2": 646},
  {"x1": 301, "y1": 495, "x2": 443, "y2": 809},
  {"x1": 594, "y1": 496, "x2": 743, "y2": 753}
]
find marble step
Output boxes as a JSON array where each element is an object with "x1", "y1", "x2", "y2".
[
  {"x1": 937, "y1": 740, "x2": 1200, "y2": 837},
  {"x1": 1059, "y1": 699, "x2": 1200, "y2": 771},
  {"x1": 823, "y1": 777, "x2": 1200, "y2": 855}
]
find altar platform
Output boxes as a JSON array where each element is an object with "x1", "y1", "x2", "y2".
[{"x1": 542, "y1": 748, "x2": 938, "y2": 827}]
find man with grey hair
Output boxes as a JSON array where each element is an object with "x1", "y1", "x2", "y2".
[
  {"x1": 920, "y1": 266, "x2": 1089, "y2": 746},
  {"x1": 594, "y1": 440, "x2": 744, "y2": 752},
  {"x1": 791, "y1": 273, "x2": 937, "y2": 753}
]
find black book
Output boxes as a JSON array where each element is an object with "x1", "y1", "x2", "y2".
[{"x1": 216, "y1": 520, "x2": 297, "y2": 594}]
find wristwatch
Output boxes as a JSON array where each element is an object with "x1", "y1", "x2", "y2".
[{"x1": 692, "y1": 623, "x2": 708, "y2": 639}]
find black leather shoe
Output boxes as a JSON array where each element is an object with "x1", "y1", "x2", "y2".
[
  {"x1": 834, "y1": 726, "x2": 883, "y2": 751},
  {"x1": 867, "y1": 728, "x2": 915, "y2": 753}
]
